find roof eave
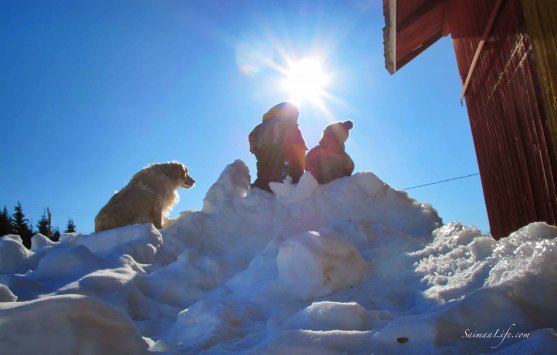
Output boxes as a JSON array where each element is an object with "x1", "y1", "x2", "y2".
[{"x1": 383, "y1": 0, "x2": 398, "y2": 74}]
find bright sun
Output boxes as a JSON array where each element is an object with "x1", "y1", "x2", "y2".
[{"x1": 282, "y1": 57, "x2": 330, "y2": 105}]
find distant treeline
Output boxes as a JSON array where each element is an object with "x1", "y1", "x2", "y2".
[{"x1": 0, "y1": 202, "x2": 76, "y2": 249}]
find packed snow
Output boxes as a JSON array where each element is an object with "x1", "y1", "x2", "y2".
[{"x1": 1, "y1": 160, "x2": 556, "y2": 354}]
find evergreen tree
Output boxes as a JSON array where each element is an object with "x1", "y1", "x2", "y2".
[
  {"x1": 65, "y1": 219, "x2": 76, "y2": 233},
  {"x1": 0, "y1": 206, "x2": 13, "y2": 237},
  {"x1": 51, "y1": 226, "x2": 61, "y2": 242},
  {"x1": 11, "y1": 202, "x2": 34, "y2": 248},
  {"x1": 37, "y1": 210, "x2": 51, "y2": 237}
]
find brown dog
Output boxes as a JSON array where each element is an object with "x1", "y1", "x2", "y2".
[{"x1": 95, "y1": 162, "x2": 195, "y2": 232}]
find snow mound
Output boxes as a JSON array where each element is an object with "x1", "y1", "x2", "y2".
[{"x1": 1, "y1": 160, "x2": 556, "y2": 354}]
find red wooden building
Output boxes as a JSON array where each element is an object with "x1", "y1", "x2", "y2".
[{"x1": 382, "y1": 0, "x2": 557, "y2": 238}]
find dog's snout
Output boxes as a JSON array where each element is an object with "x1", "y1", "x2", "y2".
[{"x1": 183, "y1": 176, "x2": 195, "y2": 188}]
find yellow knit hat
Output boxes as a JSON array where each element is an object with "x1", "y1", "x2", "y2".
[{"x1": 262, "y1": 102, "x2": 299, "y2": 122}]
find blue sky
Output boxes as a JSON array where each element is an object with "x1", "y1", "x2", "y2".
[{"x1": 0, "y1": 0, "x2": 488, "y2": 234}]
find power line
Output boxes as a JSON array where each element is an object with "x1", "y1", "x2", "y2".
[{"x1": 402, "y1": 173, "x2": 480, "y2": 191}]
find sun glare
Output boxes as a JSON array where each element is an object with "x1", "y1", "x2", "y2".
[{"x1": 282, "y1": 57, "x2": 330, "y2": 105}]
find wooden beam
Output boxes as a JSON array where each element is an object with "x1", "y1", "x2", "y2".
[
  {"x1": 460, "y1": 0, "x2": 505, "y2": 102},
  {"x1": 390, "y1": 0, "x2": 397, "y2": 73}
]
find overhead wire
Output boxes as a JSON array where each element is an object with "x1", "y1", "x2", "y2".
[{"x1": 402, "y1": 173, "x2": 480, "y2": 191}]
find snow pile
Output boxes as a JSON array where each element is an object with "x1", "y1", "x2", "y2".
[{"x1": 1, "y1": 160, "x2": 557, "y2": 354}]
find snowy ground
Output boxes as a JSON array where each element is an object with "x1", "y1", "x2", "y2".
[{"x1": 1, "y1": 160, "x2": 556, "y2": 354}]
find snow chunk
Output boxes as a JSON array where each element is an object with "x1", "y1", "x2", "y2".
[
  {"x1": 0, "y1": 237, "x2": 30, "y2": 274},
  {"x1": 469, "y1": 235, "x2": 495, "y2": 261},
  {"x1": 0, "y1": 284, "x2": 17, "y2": 302},
  {"x1": 202, "y1": 159, "x2": 250, "y2": 214},
  {"x1": 136, "y1": 249, "x2": 229, "y2": 308},
  {"x1": 277, "y1": 231, "x2": 368, "y2": 301},
  {"x1": 270, "y1": 172, "x2": 319, "y2": 203},
  {"x1": 1, "y1": 235, "x2": 23, "y2": 244},
  {"x1": 282, "y1": 301, "x2": 370, "y2": 331},
  {"x1": 162, "y1": 299, "x2": 259, "y2": 352},
  {"x1": 31, "y1": 233, "x2": 56, "y2": 251},
  {"x1": 0, "y1": 295, "x2": 149, "y2": 354},
  {"x1": 59, "y1": 268, "x2": 169, "y2": 323},
  {"x1": 35, "y1": 245, "x2": 104, "y2": 281},
  {"x1": 76, "y1": 224, "x2": 162, "y2": 263},
  {"x1": 413, "y1": 222, "x2": 492, "y2": 303},
  {"x1": 414, "y1": 221, "x2": 557, "y2": 317},
  {"x1": 486, "y1": 222, "x2": 557, "y2": 287},
  {"x1": 59, "y1": 232, "x2": 81, "y2": 245}
]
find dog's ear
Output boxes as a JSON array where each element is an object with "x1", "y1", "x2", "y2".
[
  {"x1": 176, "y1": 163, "x2": 195, "y2": 186},
  {"x1": 179, "y1": 164, "x2": 188, "y2": 180},
  {"x1": 173, "y1": 163, "x2": 187, "y2": 181},
  {"x1": 157, "y1": 163, "x2": 181, "y2": 181}
]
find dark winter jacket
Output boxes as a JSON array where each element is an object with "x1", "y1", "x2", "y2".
[{"x1": 249, "y1": 103, "x2": 307, "y2": 192}]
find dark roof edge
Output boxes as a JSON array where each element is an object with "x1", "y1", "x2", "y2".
[{"x1": 383, "y1": 0, "x2": 397, "y2": 74}]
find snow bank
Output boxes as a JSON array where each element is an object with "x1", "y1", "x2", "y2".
[{"x1": 1, "y1": 160, "x2": 556, "y2": 354}]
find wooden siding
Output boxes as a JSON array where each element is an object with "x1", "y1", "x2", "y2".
[{"x1": 449, "y1": 0, "x2": 557, "y2": 238}]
